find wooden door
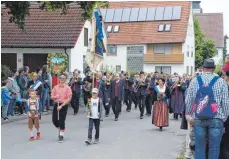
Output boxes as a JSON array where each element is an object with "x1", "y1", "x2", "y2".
[
  {"x1": 1, "y1": 53, "x2": 17, "y2": 70},
  {"x1": 23, "y1": 54, "x2": 48, "y2": 72}
]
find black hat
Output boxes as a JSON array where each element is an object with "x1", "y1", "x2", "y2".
[{"x1": 203, "y1": 59, "x2": 215, "y2": 68}]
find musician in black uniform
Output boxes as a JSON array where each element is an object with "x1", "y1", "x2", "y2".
[
  {"x1": 124, "y1": 72, "x2": 134, "y2": 112},
  {"x1": 131, "y1": 74, "x2": 140, "y2": 110},
  {"x1": 136, "y1": 71, "x2": 148, "y2": 119},
  {"x1": 83, "y1": 72, "x2": 92, "y2": 107},
  {"x1": 145, "y1": 74, "x2": 156, "y2": 116},
  {"x1": 69, "y1": 70, "x2": 83, "y2": 115},
  {"x1": 104, "y1": 72, "x2": 112, "y2": 116}
]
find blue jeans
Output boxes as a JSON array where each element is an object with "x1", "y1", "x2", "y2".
[
  {"x1": 2, "y1": 103, "x2": 9, "y2": 118},
  {"x1": 41, "y1": 88, "x2": 49, "y2": 110},
  {"x1": 7, "y1": 99, "x2": 16, "y2": 116},
  {"x1": 194, "y1": 118, "x2": 224, "y2": 159}
]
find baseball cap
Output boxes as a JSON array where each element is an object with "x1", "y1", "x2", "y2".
[{"x1": 92, "y1": 88, "x2": 98, "y2": 94}]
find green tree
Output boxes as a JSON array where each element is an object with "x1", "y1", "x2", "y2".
[
  {"x1": 194, "y1": 18, "x2": 216, "y2": 69},
  {"x1": 223, "y1": 35, "x2": 228, "y2": 63},
  {"x1": 1, "y1": 1, "x2": 108, "y2": 30}
]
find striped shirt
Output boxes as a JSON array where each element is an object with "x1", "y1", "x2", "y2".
[{"x1": 185, "y1": 72, "x2": 229, "y2": 122}]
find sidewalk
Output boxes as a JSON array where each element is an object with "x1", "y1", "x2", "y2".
[{"x1": 1, "y1": 110, "x2": 52, "y2": 125}]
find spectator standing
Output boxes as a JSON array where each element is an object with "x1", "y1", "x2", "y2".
[
  {"x1": 1, "y1": 80, "x2": 12, "y2": 120},
  {"x1": 41, "y1": 65, "x2": 51, "y2": 111},
  {"x1": 7, "y1": 70, "x2": 21, "y2": 116},
  {"x1": 185, "y1": 59, "x2": 229, "y2": 159},
  {"x1": 18, "y1": 66, "x2": 30, "y2": 114},
  {"x1": 27, "y1": 72, "x2": 43, "y2": 111}
]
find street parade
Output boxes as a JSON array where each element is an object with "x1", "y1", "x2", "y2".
[{"x1": 1, "y1": 1, "x2": 229, "y2": 159}]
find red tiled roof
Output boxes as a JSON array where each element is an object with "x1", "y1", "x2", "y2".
[
  {"x1": 1, "y1": 4, "x2": 85, "y2": 48},
  {"x1": 105, "y1": 1, "x2": 191, "y2": 45},
  {"x1": 195, "y1": 13, "x2": 224, "y2": 48}
]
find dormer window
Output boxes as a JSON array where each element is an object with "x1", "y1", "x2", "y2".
[
  {"x1": 107, "y1": 26, "x2": 112, "y2": 33},
  {"x1": 165, "y1": 24, "x2": 171, "y2": 32},
  {"x1": 158, "y1": 24, "x2": 164, "y2": 32},
  {"x1": 113, "y1": 26, "x2": 120, "y2": 33},
  {"x1": 158, "y1": 24, "x2": 171, "y2": 32}
]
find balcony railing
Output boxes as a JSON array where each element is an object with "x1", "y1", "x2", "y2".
[{"x1": 143, "y1": 53, "x2": 184, "y2": 64}]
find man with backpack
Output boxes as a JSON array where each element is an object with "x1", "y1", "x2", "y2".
[{"x1": 185, "y1": 59, "x2": 229, "y2": 159}]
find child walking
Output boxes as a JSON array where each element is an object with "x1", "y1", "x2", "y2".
[
  {"x1": 85, "y1": 88, "x2": 103, "y2": 145},
  {"x1": 26, "y1": 89, "x2": 41, "y2": 141},
  {"x1": 1, "y1": 80, "x2": 12, "y2": 120}
]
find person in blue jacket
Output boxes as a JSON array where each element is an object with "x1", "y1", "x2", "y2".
[{"x1": 1, "y1": 80, "x2": 12, "y2": 120}]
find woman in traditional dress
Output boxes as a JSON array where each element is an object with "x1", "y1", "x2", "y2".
[
  {"x1": 170, "y1": 76, "x2": 187, "y2": 119},
  {"x1": 152, "y1": 78, "x2": 170, "y2": 131}
]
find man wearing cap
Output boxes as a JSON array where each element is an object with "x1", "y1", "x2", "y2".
[{"x1": 185, "y1": 58, "x2": 229, "y2": 159}]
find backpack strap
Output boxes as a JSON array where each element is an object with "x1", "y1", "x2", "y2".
[
  {"x1": 209, "y1": 76, "x2": 219, "y2": 88},
  {"x1": 197, "y1": 76, "x2": 203, "y2": 87}
]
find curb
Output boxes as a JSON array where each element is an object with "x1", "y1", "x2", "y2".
[{"x1": 1, "y1": 111, "x2": 52, "y2": 125}]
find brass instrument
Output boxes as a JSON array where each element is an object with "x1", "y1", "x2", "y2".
[
  {"x1": 83, "y1": 81, "x2": 92, "y2": 92},
  {"x1": 134, "y1": 77, "x2": 146, "y2": 92},
  {"x1": 106, "y1": 78, "x2": 111, "y2": 85}
]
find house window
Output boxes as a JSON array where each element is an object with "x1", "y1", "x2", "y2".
[
  {"x1": 84, "y1": 28, "x2": 88, "y2": 47},
  {"x1": 113, "y1": 26, "x2": 120, "y2": 33},
  {"x1": 153, "y1": 44, "x2": 173, "y2": 54},
  {"x1": 155, "y1": 66, "x2": 171, "y2": 74},
  {"x1": 165, "y1": 24, "x2": 171, "y2": 32},
  {"x1": 158, "y1": 24, "x2": 171, "y2": 32},
  {"x1": 187, "y1": 45, "x2": 189, "y2": 57},
  {"x1": 191, "y1": 66, "x2": 193, "y2": 75},
  {"x1": 191, "y1": 47, "x2": 193, "y2": 57},
  {"x1": 116, "y1": 65, "x2": 121, "y2": 72},
  {"x1": 216, "y1": 49, "x2": 219, "y2": 56},
  {"x1": 158, "y1": 24, "x2": 164, "y2": 32},
  {"x1": 107, "y1": 45, "x2": 117, "y2": 56},
  {"x1": 107, "y1": 26, "x2": 112, "y2": 33},
  {"x1": 186, "y1": 66, "x2": 189, "y2": 75}
]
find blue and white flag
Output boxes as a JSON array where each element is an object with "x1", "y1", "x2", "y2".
[{"x1": 30, "y1": 80, "x2": 42, "y2": 91}]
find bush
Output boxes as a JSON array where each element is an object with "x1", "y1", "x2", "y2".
[{"x1": 1, "y1": 65, "x2": 11, "y2": 81}]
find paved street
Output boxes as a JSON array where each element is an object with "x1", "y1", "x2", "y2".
[{"x1": 2, "y1": 106, "x2": 186, "y2": 159}]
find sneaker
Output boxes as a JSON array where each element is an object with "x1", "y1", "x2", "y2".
[
  {"x1": 114, "y1": 118, "x2": 118, "y2": 121},
  {"x1": 36, "y1": 132, "x2": 40, "y2": 139},
  {"x1": 23, "y1": 113, "x2": 27, "y2": 116},
  {"x1": 85, "y1": 138, "x2": 92, "y2": 145},
  {"x1": 59, "y1": 135, "x2": 64, "y2": 143},
  {"x1": 3, "y1": 117, "x2": 9, "y2": 121},
  {"x1": 29, "y1": 136, "x2": 34, "y2": 141},
  {"x1": 94, "y1": 139, "x2": 99, "y2": 144},
  {"x1": 105, "y1": 114, "x2": 109, "y2": 117},
  {"x1": 140, "y1": 116, "x2": 143, "y2": 119}
]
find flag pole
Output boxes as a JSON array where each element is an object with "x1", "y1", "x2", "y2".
[{"x1": 92, "y1": 9, "x2": 97, "y2": 89}]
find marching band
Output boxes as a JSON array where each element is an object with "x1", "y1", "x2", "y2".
[{"x1": 71, "y1": 70, "x2": 191, "y2": 124}]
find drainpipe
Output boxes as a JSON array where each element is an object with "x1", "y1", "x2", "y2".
[{"x1": 64, "y1": 47, "x2": 70, "y2": 72}]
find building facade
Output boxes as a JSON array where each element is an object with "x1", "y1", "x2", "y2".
[
  {"x1": 1, "y1": 3, "x2": 106, "y2": 74},
  {"x1": 102, "y1": 1, "x2": 195, "y2": 75}
]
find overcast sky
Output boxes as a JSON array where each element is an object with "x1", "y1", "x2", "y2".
[{"x1": 200, "y1": 0, "x2": 229, "y2": 51}]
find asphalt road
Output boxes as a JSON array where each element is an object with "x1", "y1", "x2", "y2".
[{"x1": 1, "y1": 106, "x2": 187, "y2": 159}]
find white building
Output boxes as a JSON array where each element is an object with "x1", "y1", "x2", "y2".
[
  {"x1": 101, "y1": 1, "x2": 195, "y2": 75},
  {"x1": 1, "y1": 3, "x2": 106, "y2": 74},
  {"x1": 193, "y1": 1, "x2": 224, "y2": 65}
]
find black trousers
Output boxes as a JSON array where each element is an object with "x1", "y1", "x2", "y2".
[
  {"x1": 52, "y1": 103, "x2": 68, "y2": 130},
  {"x1": 71, "y1": 93, "x2": 80, "y2": 114},
  {"x1": 83, "y1": 90, "x2": 91, "y2": 106},
  {"x1": 105, "y1": 100, "x2": 111, "y2": 115},
  {"x1": 138, "y1": 95, "x2": 146, "y2": 117},
  {"x1": 124, "y1": 89, "x2": 132, "y2": 110},
  {"x1": 88, "y1": 118, "x2": 100, "y2": 139},
  {"x1": 145, "y1": 94, "x2": 153, "y2": 115},
  {"x1": 112, "y1": 97, "x2": 122, "y2": 119},
  {"x1": 132, "y1": 92, "x2": 138, "y2": 108}
]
